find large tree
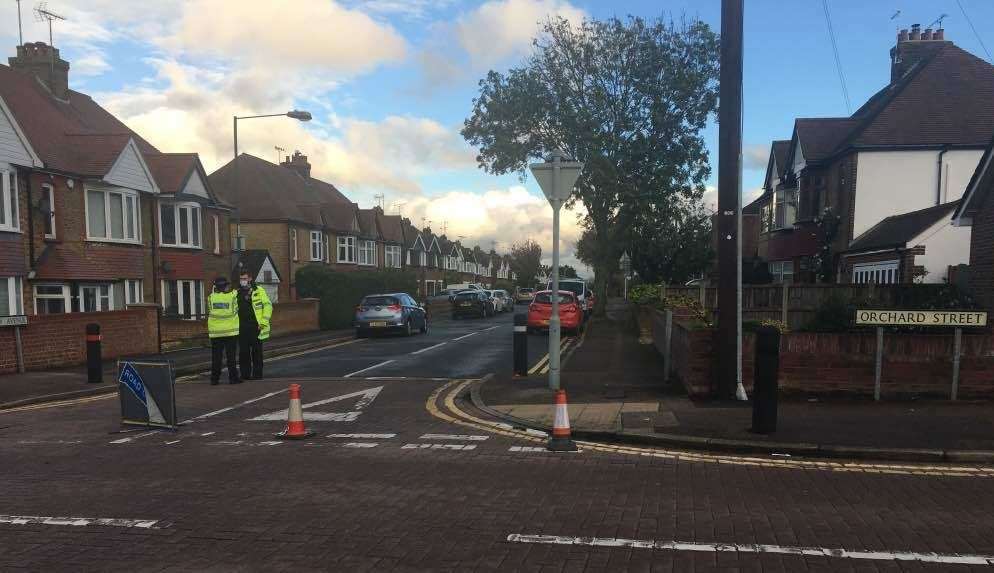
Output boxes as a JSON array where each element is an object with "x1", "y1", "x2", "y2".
[
  {"x1": 463, "y1": 16, "x2": 719, "y2": 314},
  {"x1": 509, "y1": 239, "x2": 542, "y2": 287},
  {"x1": 630, "y1": 197, "x2": 713, "y2": 284}
]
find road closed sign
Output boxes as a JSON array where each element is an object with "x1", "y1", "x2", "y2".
[{"x1": 855, "y1": 309, "x2": 988, "y2": 327}]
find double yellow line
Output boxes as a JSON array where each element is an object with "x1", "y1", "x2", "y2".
[{"x1": 528, "y1": 336, "x2": 576, "y2": 375}]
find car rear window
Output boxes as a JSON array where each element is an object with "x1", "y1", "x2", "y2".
[
  {"x1": 534, "y1": 292, "x2": 575, "y2": 304},
  {"x1": 454, "y1": 292, "x2": 477, "y2": 301},
  {"x1": 363, "y1": 296, "x2": 399, "y2": 306},
  {"x1": 519, "y1": 288, "x2": 533, "y2": 294},
  {"x1": 548, "y1": 281, "x2": 584, "y2": 296}
]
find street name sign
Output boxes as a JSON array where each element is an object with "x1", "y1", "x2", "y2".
[
  {"x1": 855, "y1": 309, "x2": 988, "y2": 327},
  {"x1": 0, "y1": 315, "x2": 27, "y2": 327}
]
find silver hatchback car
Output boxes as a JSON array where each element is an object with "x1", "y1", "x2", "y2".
[{"x1": 354, "y1": 293, "x2": 428, "y2": 338}]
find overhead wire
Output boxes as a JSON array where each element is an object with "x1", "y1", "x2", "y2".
[
  {"x1": 956, "y1": 0, "x2": 992, "y2": 61},
  {"x1": 821, "y1": 0, "x2": 852, "y2": 114}
]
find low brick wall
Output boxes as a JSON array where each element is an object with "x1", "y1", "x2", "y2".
[
  {"x1": 0, "y1": 307, "x2": 158, "y2": 374},
  {"x1": 161, "y1": 317, "x2": 209, "y2": 351},
  {"x1": 651, "y1": 307, "x2": 994, "y2": 399},
  {"x1": 160, "y1": 298, "x2": 321, "y2": 350}
]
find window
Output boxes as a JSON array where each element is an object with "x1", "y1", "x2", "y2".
[
  {"x1": 768, "y1": 261, "x2": 794, "y2": 284},
  {"x1": 0, "y1": 277, "x2": 24, "y2": 316},
  {"x1": 87, "y1": 187, "x2": 139, "y2": 242},
  {"x1": 773, "y1": 188, "x2": 797, "y2": 230},
  {"x1": 124, "y1": 279, "x2": 143, "y2": 305},
  {"x1": 212, "y1": 215, "x2": 220, "y2": 254},
  {"x1": 162, "y1": 279, "x2": 204, "y2": 319},
  {"x1": 324, "y1": 235, "x2": 330, "y2": 263},
  {"x1": 358, "y1": 240, "x2": 376, "y2": 266},
  {"x1": 852, "y1": 261, "x2": 899, "y2": 285},
  {"x1": 0, "y1": 168, "x2": 19, "y2": 232},
  {"x1": 79, "y1": 284, "x2": 113, "y2": 312},
  {"x1": 760, "y1": 201, "x2": 772, "y2": 233},
  {"x1": 263, "y1": 270, "x2": 273, "y2": 283},
  {"x1": 337, "y1": 236, "x2": 356, "y2": 263},
  {"x1": 159, "y1": 202, "x2": 201, "y2": 248},
  {"x1": 34, "y1": 284, "x2": 70, "y2": 315},
  {"x1": 290, "y1": 229, "x2": 298, "y2": 261},
  {"x1": 40, "y1": 184, "x2": 55, "y2": 238},
  {"x1": 419, "y1": 252, "x2": 427, "y2": 266},
  {"x1": 385, "y1": 245, "x2": 401, "y2": 268},
  {"x1": 310, "y1": 230, "x2": 323, "y2": 261}
]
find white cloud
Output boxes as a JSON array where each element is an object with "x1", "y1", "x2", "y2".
[
  {"x1": 744, "y1": 143, "x2": 770, "y2": 171},
  {"x1": 455, "y1": 0, "x2": 585, "y2": 68},
  {"x1": 702, "y1": 186, "x2": 764, "y2": 212}
]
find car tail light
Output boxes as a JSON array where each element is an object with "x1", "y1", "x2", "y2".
[{"x1": 387, "y1": 304, "x2": 402, "y2": 311}]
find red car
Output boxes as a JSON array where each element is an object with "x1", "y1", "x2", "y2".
[{"x1": 527, "y1": 290, "x2": 583, "y2": 335}]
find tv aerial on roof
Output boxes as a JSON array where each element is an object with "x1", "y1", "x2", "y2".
[
  {"x1": 34, "y1": 3, "x2": 65, "y2": 47},
  {"x1": 928, "y1": 14, "x2": 949, "y2": 29}
]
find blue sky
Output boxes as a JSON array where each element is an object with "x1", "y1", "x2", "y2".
[{"x1": 2, "y1": 0, "x2": 992, "y2": 269}]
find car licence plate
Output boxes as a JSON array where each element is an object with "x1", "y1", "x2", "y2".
[
  {"x1": 460, "y1": 303, "x2": 471, "y2": 307},
  {"x1": 540, "y1": 319, "x2": 549, "y2": 326},
  {"x1": 370, "y1": 321, "x2": 388, "y2": 327}
]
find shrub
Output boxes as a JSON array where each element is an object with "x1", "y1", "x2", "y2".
[
  {"x1": 628, "y1": 283, "x2": 661, "y2": 305},
  {"x1": 296, "y1": 266, "x2": 419, "y2": 330},
  {"x1": 801, "y1": 284, "x2": 981, "y2": 333}
]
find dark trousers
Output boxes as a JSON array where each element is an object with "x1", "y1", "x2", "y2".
[
  {"x1": 239, "y1": 334, "x2": 264, "y2": 379},
  {"x1": 211, "y1": 336, "x2": 239, "y2": 384}
]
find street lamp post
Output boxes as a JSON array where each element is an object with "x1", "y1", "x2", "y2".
[
  {"x1": 530, "y1": 151, "x2": 583, "y2": 391},
  {"x1": 232, "y1": 110, "x2": 312, "y2": 250}
]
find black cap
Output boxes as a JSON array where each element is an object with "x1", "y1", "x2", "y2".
[{"x1": 213, "y1": 276, "x2": 229, "y2": 289}]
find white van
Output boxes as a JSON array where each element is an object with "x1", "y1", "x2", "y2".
[{"x1": 547, "y1": 278, "x2": 590, "y2": 319}]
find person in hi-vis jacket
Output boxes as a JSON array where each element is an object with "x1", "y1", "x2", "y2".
[
  {"x1": 207, "y1": 276, "x2": 241, "y2": 385},
  {"x1": 237, "y1": 270, "x2": 272, "y2": 380}
]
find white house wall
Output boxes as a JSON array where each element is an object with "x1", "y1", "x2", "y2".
[
  {"x1": 911, "y1": 218, "x2": 971, "y2": 283},
  {"x1": 0, "y1": 98, "x2": 36, "y2": 167},
  {"x1": 181, "y1": 169, "x2": 210, "y2": 198},
  {"x1": 105, "y1": 140, "x2": 157, "y2": 193},
  {"x1": 792, "y1": 139, "x2": 805, "y2": 176},
  {"x1": 853, "y1": 150, "x2": 983, "y2": 238}
]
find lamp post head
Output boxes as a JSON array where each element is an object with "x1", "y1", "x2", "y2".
[{"x1": 287, "y1": 110, "x2": 312, "y2": 121}]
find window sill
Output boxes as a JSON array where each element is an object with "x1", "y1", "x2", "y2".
[
  {"x1": 160, "y1": 244, "x2": 203, "y2": 250},
  {"x1": 85, "y1": 238, "x2": 143, "y2": 246},
  {"x1": 337, "y1": 260, "x2": 357, "y2": 265},
  {"x1": 0, "y1": 227, "x2": 23, "y2": 234}
]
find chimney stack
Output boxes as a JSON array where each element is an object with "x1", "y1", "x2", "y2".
[
  {"x1": 281, "y1": 150, "x2": 311, "y2": 179},
  {"x1": 890, "y1": 24, "x2": 952, "y2": 84},
  {"x1": 910, "y1": 24, "x2": 921, "y2": 41},
  {"x1": 934, "y1": 28, "x2": 945, "y2": 41},
  {"x1": 898, "y1": 28, "x2": 909, "y2": 43},
  {"x1": 922, "y1": 28, "x2": 933, "y2": 41},
  {"x1": 8, "y1": 42, "x2": 71, "y2": 100}
]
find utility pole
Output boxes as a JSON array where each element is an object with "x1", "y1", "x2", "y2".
[{"x1": 717, "y1": 0, "x2": 744, "y2": 400}]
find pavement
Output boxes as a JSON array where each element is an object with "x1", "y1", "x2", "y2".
[
  {"x1": 478, "y1": 298, "x2": 994, "y2": 462},
  {"x1": 5, "y1": 309, "x2": 994, "y2": 570}
]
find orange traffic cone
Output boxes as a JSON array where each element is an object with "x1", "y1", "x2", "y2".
[
  {"x1": 547, "y1": 389, "x2": 578, "y2": 452},
  {"x1": 276, "y1": 384, "x2": 315, "y2": 440}
]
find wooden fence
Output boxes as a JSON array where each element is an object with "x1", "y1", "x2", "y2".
[{"x1": 659, "y1": 284, "x2": 961, "y2": 331}]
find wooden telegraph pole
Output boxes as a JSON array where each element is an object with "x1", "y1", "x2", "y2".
[{"x1": 717, "y1": 0, "x2": 744, "y2": 400}]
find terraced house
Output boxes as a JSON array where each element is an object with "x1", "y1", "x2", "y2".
[
  {"x1": 0, "y1": 42, "x2": 230, "y2": 320},
  {"x1": 751, "y1": 26, "x2": 993, "y2": 285}
]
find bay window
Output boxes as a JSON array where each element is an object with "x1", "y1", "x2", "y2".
[
  {"x1": 0, "y1": 277, "x2": 24, "y2": 316},
  {"x1": 358, "y1": 240, "x2": 376, "y2": 266},
  {"x1": 86, "y1": 187, "x2": 139, "y2": 242},
  {"x1": 40, "y1": 184, "x2": 55, "y2": 238},
  {"x1": 160, "y1": 202, "x2": 201, "y2": 248},
  {"x1": 0, "y1": 168, "x2": 20, "y2": 232},
  {"x1": 34, "y1": 284, "x2": 70, "y2": 315},
  {"x1": 773, "y1": 188, "x2": 797, "y2": 230},
  {"x1": 385, "y1": 245, "x2": 401, "y2": 268},
  {"x1": 124, "y1": 279, "x2": 143, "y2": 304},
  {"x1": 310, "y1": 230, "x2": 323, "y2": 261},
  {"x1": 324, "y1": 235, "x2": 330, "y2": 263},
  {"x1": 337, "y1": 236, "x2": 356, "y2": 263},
  {"x1": 79, "y1": 284, "x2": 113, "y2": 312},
  {"x1": 768, "y1": 261, "x2": 794, "y2": 284},
  {"x1": 162, "y1": 279, "x2": 204, "y2": 319}
]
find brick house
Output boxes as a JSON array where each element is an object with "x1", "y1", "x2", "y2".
[
  {"x1": 750, "y1": 26, "x2": 993, "y2": 284},
  {"x1": 374, "y1": 208, "x2": 404, "y2": 272},
  {"x1": 0, "y1": 42, "x2": 229, "y2": 320},
  {"x1": 953, "y1": 134, "x2": 994, "y2": 309},
  {"x1": 420, "y1": 228, "x2": 445, "y2": 295}
]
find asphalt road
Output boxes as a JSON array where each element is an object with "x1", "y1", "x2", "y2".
[{"x1": 2, "y1": 311, "x2": 994, "y2": 571}]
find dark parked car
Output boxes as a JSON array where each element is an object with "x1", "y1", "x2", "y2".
[
  {"x1": 354, "y1": 293, "x2": 428, "y2": 338},
  {"x1": 451, "y1": 290, "x2": 492, "y2": 319}
]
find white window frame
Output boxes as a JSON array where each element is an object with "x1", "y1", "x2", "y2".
[
  {"x1": 358, "y1": 240, "x2": 376, "y2": 266},
  {"x1": 773, "y1": 188, "x2": 797, "y2": 230},
  {"x1": 212, "y1": 215, "x2": 220, "y2": 254},
  {"x1": 161, "y1": 279, "x2": 204, "y2": 320},
  {"x1": 0, "y1": 276, "x2": 24, "y2": 316},
  {"x1": 124, "y1": 279, "x2": 143, "y2": 305},
  {"x1": 78, "y1": 283, "x2": 114, "y2": 313},
  {"x1": 159, "y1": 201, "x2": 202, "y2": 248},
  {"x1": 86, "y1": 186, "x2": 140, "y2": 243},
  {"x1": 337, "y1": 235, "x2": 357, "y2": 263},
  {"x1": 419, "y1": 252, "x2": 427, "y2": 266},
  {"x1": 768, "y1": 261, "x2": 794, "y2": 284},
  {"x1": 310, "y1": 230, "x2": 323, "y2": 262},
  {"x1": 290, "y1": 228, "x2": 298, "y2": 261},
  {"x1": 41, "y1": 183, "x2": 55, "y2": 239},
  {"x1": 33, "y1": 283, "x2": 70, "y2": 314},
  {"x1": 385, "y1": 245, "x2": 401, "y2": 268},
  {"x1": 852, "y1": 261, "x2": 899, "y2": 285},
  {"x1": 0, "y1": 167, "x2": 20, "y2": 232}
]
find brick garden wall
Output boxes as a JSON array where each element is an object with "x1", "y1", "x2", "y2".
[
  {"x1": 0, "y1": 306, "x2": 158, "y2": 374},
  {"x1": 159, "y1": 298, "x2": 321, "y2": 350}
]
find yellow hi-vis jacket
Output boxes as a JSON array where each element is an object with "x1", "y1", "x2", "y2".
[
  {"x1": 208, "y1": 290, "x2": 239, "y2": 338},
  {"x1": 251, "y1": 286, "x2": 273, "y2": 340}
]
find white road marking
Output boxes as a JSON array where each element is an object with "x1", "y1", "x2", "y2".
[
  {"x1": 524, "y1": 429, "x2": 549, "y2": 438},
  {"x1": 165, "y1": 440, "x2": 181, "y2": 445},
  {"x1": 16, "y1": 440, "x2": 82, "y2": 445},
  {"x1": 250, "y1": 387, "x2": 383, "y2": 422},
  {"x1": 0, "y1": 515, "x2": 163, "y2": 529},
  {"x1": 328, "y1": 433, "x2": 397, "y2": 439},
  {"x1": 341, "y1": 442, "x2": 379, "y2": 448},
  {"x1": 509, "y1": 446, "x2": 547, "y2": 452},
  {"x1": 451, "y1": 332, "x2": 478, "y2": 341},
  {"x1": 344, "y1": 360, "x2": 395, "y2": 378},
  {"x1": 179, "y1": 389, "x2": 286, "y2": 425},
  {"x1": 257, "y1": 441, "x2": 283, "y2": 446},
  {"x1": 109, "y1": 430, "x2": 160, "y2": 444},
  {"x1": 401, "y1": 443, "x2": 477, "y2": 450},
  {"x1": 200, "y1": 432, "x2": 215, "y2": 437},
  {"x1": 419, "y1": 433, "x2": 489, "y2": 441},
  {"x1": 505, "y1": 535, "x2": 994, "y2": 565},
  {"x1": 411, "y1": 342, "x2": 447, "y2": 355}
]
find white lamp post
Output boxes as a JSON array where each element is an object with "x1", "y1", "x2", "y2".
[
  {"x1": 530, "y1": 151, "x2": 583, "y2": 391},
  {"x1": 620, "y1": 251, "x2": 631, "y2": 300}
]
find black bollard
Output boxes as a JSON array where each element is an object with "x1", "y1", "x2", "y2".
[
  {"x1": 86, "y1": 323, "x2": 103, "y2": 384},
  {"x1": 513, "y1": 313, "x2": 528, "y2": 377},
  {"x1": 751, "y1": 326, "x2": 780, "y2": 434}
]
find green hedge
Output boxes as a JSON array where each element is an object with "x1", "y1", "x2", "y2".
[{"x1": 296, "y1": 265, "x2": 420, "y2": 330}]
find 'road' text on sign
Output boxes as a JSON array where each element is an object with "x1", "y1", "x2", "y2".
[{"x1": 855, "y1": 309, "x2": 988, "y2": 327}]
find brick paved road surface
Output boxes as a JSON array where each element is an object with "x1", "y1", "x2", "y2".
[{"x1": 2, "y1": 316, "x2": 994, "y2": 571}]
